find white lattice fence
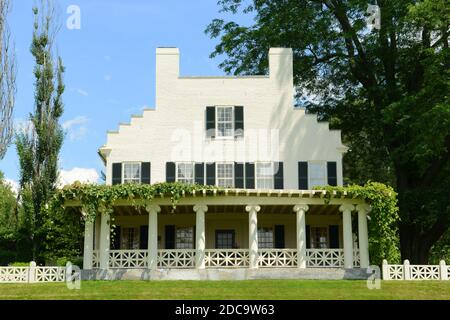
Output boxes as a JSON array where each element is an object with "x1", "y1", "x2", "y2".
[
  {"x1": 0, "y1": 267, "x2": 29, "y2": 283},
  {"x1": 258, "y1": 249, "x2": 297, "y2": 268},
  {"x1": 383, "y1": 260, "x2": 449, "y2": 280},
  {"x1": 158, "y1": 250, "x2": 195, "y2": 268},
  {"x1": 205, "y1": 249, "x2": 249, "y2": 268},
  {"x1": 306, "y1": 249, "x2": 344, "y2": 267},
  {"x1": 353, "y1": 249, "x2": 361, "y2": 267},
  {"x1": 35, "y1": 267, "x2": 66, "y2": 282},
  {"x1": 109, "y1": 250, "x2": 148, "y2": 268}
]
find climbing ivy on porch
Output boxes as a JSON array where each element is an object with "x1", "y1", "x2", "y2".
[{"x1": 317, "y1": 182, "x2": 401, "y2": 266}]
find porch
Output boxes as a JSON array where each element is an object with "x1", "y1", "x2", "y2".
[{"x1": 78, "y1": 189, "x2": 371, "y2": 275}]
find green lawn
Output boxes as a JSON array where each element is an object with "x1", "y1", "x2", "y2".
[{"x1": 1, "y1": 280, "x2": 449, "y2": 300}]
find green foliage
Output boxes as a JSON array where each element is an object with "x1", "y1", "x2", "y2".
[
  {"x1": 9, "y1": 262, "x2": 30, "y2": 267},
  {"x1": 317, "y1": 182, "x2": 401, "y2": 265},
  {"x1": 0, "y1": 171, "x2": 18, "y2": 265}
]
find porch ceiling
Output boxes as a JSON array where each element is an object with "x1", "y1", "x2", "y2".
[{"x1": 113, "y1": 204, "x2": 341, "y2": 216}]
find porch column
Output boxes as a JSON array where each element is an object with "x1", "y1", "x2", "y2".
[
  {"x1": 293, "y1": 204, "x2": 309, "y2": 268},
  {"x1": 146, "y1": 204, "x2": 161, "y2": 270},
  {"x1": 99, "y1": 209, "x2": 111, "y2": 270},
  {"x1": 339, "y1": 204, "x2": 355, "y2": 269},
  {"x1": 246, "y1": 205, "x2": 260, "y2": 269},
  {"x1": 357, "y1": 204, "x2": 371, "y2": 268},
  {"x1": 194, "y1": 204, "x2": 208, "y2": 269},
  {"x1": 82, "y1": 212, "x2": 94, "y2": 270}
]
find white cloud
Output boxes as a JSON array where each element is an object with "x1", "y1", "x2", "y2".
[
  {"x1": 58, "y1": 168, "x2": 99, "y2": 187},
  {"x1": 62, "y1": 116, "x2": 89, "y2": 141},
  {"x1": 4, "y1": 178, "x2": 19, "y2": 195}
]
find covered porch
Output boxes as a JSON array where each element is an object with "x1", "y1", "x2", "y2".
[{"x1": 78, "y1": 189, "x2": 370, "y2": 275}]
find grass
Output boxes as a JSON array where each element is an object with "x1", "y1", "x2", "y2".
[{"x1": 0, "y1": 280, "x2": 449, "y2": 300}]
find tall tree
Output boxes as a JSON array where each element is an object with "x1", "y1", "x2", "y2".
[
  {"x1": 206, "y1": 0, "x2": 449, "y2": 263},
  {"x1": 15, "y1": 1, "x2": 65, "y2": 262},
  {"x1": 0, "y1": 0, "x2": 16, "y2": 159}
]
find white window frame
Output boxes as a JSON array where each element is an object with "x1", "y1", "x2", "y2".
[
  {"x1": 216, "y1": 162, "x2": 234, "y2": 188},
  {"x1": 258, "y1": 227, "x2": 274, "y2": 249},
  {"x1": 175, "y1": 226, "x2": 195, "y2": 249},
  {"x1": 175, "y1": 162, "x2": 195, "y2": 185},
  {"x1": 122, "y1": 162, "x2": 142, "y2": 184},
  {"x1": 308, "y1": 161, "x2": 327, "y2": 189},
  {"x1": 215, "y1": 106, "x2": 235, "y2": 139},
  {"x1": 255, "y1": 162, "x2": 274, "y2": 190}
]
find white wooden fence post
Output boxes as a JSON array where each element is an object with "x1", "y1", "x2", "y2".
[
  {"x1": 403, "y1": 260, "x2": 411, "y2": 280},
  {"x1": 439, "y1": 260, "x2": 448, "y2": 280},
  {"x1": 29, "y1": 261, "x2": 37, "y2": 283},
  {"x1": 382, "y1": 259, "x2": 389, "y2": 280}
]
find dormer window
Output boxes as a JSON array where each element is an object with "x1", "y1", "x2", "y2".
[{"x1": 206, "y1": 106, "x2": 244, "y2": 139}]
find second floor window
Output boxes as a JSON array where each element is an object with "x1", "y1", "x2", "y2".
[
  {"x1": 176, "y1": 163, "x2": 194, "y2": 184},
  {"x1": 309, "y1": 162, "x2": 327, "y2": 188},
  {"x1": 216, "y1": 106, "x2": 234, "y2": 138},
  {"x1": 256, "y1": 162, "x2": 274, "y2": 189},
  {"x1": 217, "y1": 163, "x2": 234, "y2": 187},
  {"x1": 123, "y1": 163, "x2": 141, "y2": 184}
]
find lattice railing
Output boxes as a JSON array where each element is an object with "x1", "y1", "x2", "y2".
[
  {"x1": 35, "y1": 267, "x2": 66, "y2": 282},
  {"x1": 385, "y1": 265, "x2": 405, "y2": 280},
  {"x1": 205, "y1": 249, "x2": 249, "y2": 268},
  {"x1": 0, "y1": 267, "x2": 29, "y2": 283},
  {"x1": 157, "y1": 250, "x2": 195, "y2": 268},
  {"x1": 410, "y1": 265, "x2": 440, "y2": 280},
  {"x1": 109, "y1": 250, "x2": 148, "y2": 269},
  {"x1": 92, "y1": 250, "x2": 100, "y2": 268},
  {"x1": 258, "y1": 249, "x2": 297, "y2": 268},
  {"x1": 306, "y1": 249, "x2": 344, "y2": 267},
  {"x1": 353, "y1": 249, "x2": 361, "y2": 267}
]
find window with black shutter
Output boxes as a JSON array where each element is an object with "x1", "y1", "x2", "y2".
[
  {"x1": 274, "y1": 162, "x2": 284, "y2": 189},
  {"x1": 298, "y1": 162, "x2": 308, "y2": 190},
  {"x1": 112, "y1": 163, "x2": 122, "y2": 185},
  {"x1": 165, "y1": 225, "x2": 175, "y2": 249},
  {"x1": 327, "y1": 162, "x2": 337, "y2": 186},
  {"x1": 141, "y1": 162, "x2": 151, "y2": 184},
  {"x1": 166, "y1": 162, "x2": 176, "y2": 182},
  {"x1": 195, "y1": 163, "x2": 205, "y2": 185},
  {"x1": 234, "y1": 163, "x2": 244, "y2": 188},
  {"x1": 206, "y1": 106, "x2": 216, "y2": 138},
  {"x1": 245, "y1": 163, "x2": 255, "y2": 189},
  {"x1": 206, "y1": 163, "x2": 216, "y2": 186}
]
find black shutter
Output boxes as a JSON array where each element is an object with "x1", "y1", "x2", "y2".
[
  {"x1": 206, "y1": 106, "x2": 216, "y2": 138},
  {"x1": 327, "y1": 162, "x2": 337, "y2": 186},
  {"x1": 195, "y1": 163, "x2": 205, "y2": 185},
  {"x1": 274, "y1": 225, "x2": 285, "y2": 249},
  {"x1": 298, "y1": 162, "x2": 308, "y2": 190},
  {"x1": 274, "y1": 162, "x2": 284, "y2": 189},
  {"x1": 329, "y1": 225, "x2": 339, "y2": 249},
  {"x1": 245, "y1": 163, "x2": 255, "y2": 189},
  {"x1": 234, "y1": 106, "x2": 244, "y2": 138},
  {"x1": 165, "y1": 225, "x2": 175, "y2": 249},
  {"x1": 306, "y1": 225, "x2": 311, "y2": 249},
  {"x1": 166, "y1": 162, "x2": 176, "y2": 182},
  {"x1": 141, "y1": 162, "x2": 151, "y2": 184},
  {"x1": 112, "y1": 163, "x2": 122, "y2": 185},
  {"x1": 140, "y1": 225, "x2": 148, "y2": 249},
  {"x1": 112, "y1": 226, "x2": 121, "y2": 250},
  {"x1": 206, "y1": 163, "x2": 216, "y2": 186},
  {"x1": 234, "y1": 162, "x2": 244, "y2": 188}
]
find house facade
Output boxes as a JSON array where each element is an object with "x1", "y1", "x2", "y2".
[{"x1": 79, "y1": 48, "x2": 371, "y2": 280}]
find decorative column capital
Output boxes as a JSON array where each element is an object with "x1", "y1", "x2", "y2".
[
  {"x1": 293, "y1": 204, "x2": 309, "y2": 213},
  {"x1": 356, "y1": 204, "x2": 371, "y2": 214},
  {"x1": 339, "y1": 204, "x2": 355, "y2": 213},
  {"x1": 145, "y1": 204, "x2": 161, "y2": 214},
  {"x1": 245, "y1": 205, "x2": 261, "y2": 213},
  {"x1": 193, "y1": 204, "x2": 208, "y2": 213}
]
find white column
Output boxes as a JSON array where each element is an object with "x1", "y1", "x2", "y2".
[
  {"x1": 246, "y1": 205, "x2": 260, "y2": 269},
  {"x1": 293, "y1": 204, "x2": 309, "y2": 268},
  {"x1": 339, "y1": 204, "x2": 355, "y2": 269},
  {"x1": 146, "y1": 204, "x2": 161, "y2": 270},
  {"x1": 356, "y1": 204, "x2": 371, "y2": 268},
  {"x1": 194, "y1": 204, "x2": 208, "y2": 269},
  {"x1": 99, "y1": 209, "x2": 111, "y2": 270},
  {"x1": 83, "y1": 213, "x2": 94, "y2": 270}
]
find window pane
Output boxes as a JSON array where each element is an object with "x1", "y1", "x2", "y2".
[
  {"x1": 217, "y1": 163, "x2": 233, "y2": 187},
  {"x1": 258, "y1": 228, "x2": 274, "y2": 248},
  {"x1": 310, "y1": 227, "x2": 328, "y2": 249},
  {"x1": 177, "y1": 163, "x2": 194, "y2": 184},
  {"x1": 123, "y1": 163, "x2": 141, "y2": 184},
  {"x1": 176, "y1": 227, "x2": 194, "y2": 249},
  {"x1": 256, "y1": 163, "x2": 274, "y2": 189},
  {"x1": 122, "y1": 227, "x2": 138, "y2": 249},
  {"x1": 216, "y1": 230, "x2": 234, "y2": 249},
  {"x1": 216, "y1": 107, "x2": 233, "y2": 137},
  {"x1": 309, "y1": 163, "x2": 326, "y2": 188}
]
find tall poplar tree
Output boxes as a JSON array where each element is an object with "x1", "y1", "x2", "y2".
[{"x1": 16, "y1": 1, "x2": 64, "y2": 262}]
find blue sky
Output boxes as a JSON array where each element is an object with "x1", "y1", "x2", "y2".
[{"x1": 1, "y1": 0, "x2": 253, "y2": 186}]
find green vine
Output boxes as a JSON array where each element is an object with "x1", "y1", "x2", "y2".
[{"x1": 315, "y1": 182, "x2": 401, "y2": 265}]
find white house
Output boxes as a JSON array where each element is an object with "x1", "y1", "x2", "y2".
[{"x1": 77, "y1": 48, "x2": 371, "y2": 280}]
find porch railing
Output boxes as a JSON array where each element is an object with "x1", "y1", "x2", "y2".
[
  {"x1": 258, "y1": 249, "x2": 298, "y2": 268},
  {"x1": 205, "y1": 249, "x2": 249, "y2": 268},
  {"x1": 157, "y1": 249, "x2": 196, "y2": 269},
  {"x1": 109, "y1": 250, "x2": 148, "y2": 269},
  {"x1": 306, "y1": 249, "x2": 344, "y2": 267}
]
